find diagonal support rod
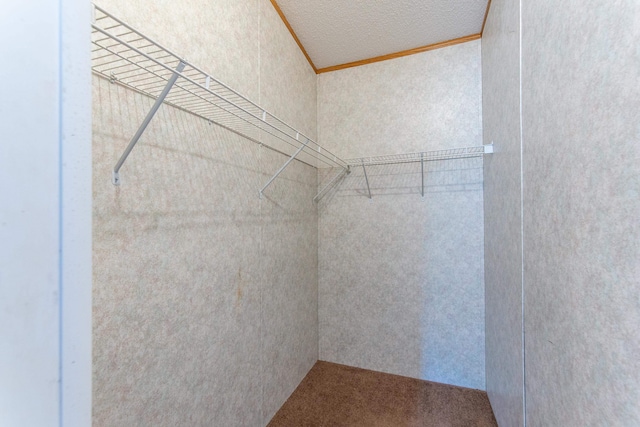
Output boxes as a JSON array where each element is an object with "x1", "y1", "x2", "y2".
[
  {"x1": 260, "y1": 138, "x2": 311, "y2": 198},
  {"x1": 313, "y1": 166, "x2": 350, "y2": 203},
  {"x1": 421, "y1": 152, "x2": 425, "y2": 197},
  {"x1": 112, "y1": 61, "x2": 186, "y2": 185},
  {"x1": 362, "y1": 160, "x2": 372, "y2": 199}
]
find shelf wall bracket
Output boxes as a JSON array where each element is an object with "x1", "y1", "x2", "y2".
[
  {"x1": 362, "y1": 160, "x2": 372, "y2": 199},
  {"x1": 313, "y1": 166, "x2": 351, "y2": 203},
  {"x1": 420, "y1": 152, "x2": 425, "y2": 197},
  {"x1": 259, "y1": 138, "x2": 311, "y2": 198},
  {"x1": 112, "y1": 61, "x2": 186, "y2": 185}
]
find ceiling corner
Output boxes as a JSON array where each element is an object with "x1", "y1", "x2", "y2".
[
  {"x1": 481, "y1": 0, "x2": 492, "y2": 35},
  {"x1": 269, "y1": 0, "x2": 319, "y2": 74}
]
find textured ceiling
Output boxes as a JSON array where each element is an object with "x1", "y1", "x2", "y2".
[{"x1": 274, "y1": 0, "x2": 489, "y2": 71}]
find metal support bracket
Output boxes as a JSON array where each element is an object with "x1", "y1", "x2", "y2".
[
  {"x1": 362, "y1": 160, "x2": 372, "y2": 199},
  {"x1": 313, "y1": 166, "x2": 351, "y2": 203},
  {"x1": 259, "y1": 138, "x2": 311, "y2": 198},
  {"x1": 112, "y1": 61, "x2": 186, "y2": 185},
  {"x1": 420, "y1": 152, "x2": 425, "y2": 197}
]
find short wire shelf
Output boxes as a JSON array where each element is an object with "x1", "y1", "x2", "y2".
[
  {"x1": 91, "y1": 4, "x2": 348, "y2": 195},
  {"x1": 340, "y1": 145, "x2": 491, "y2": 199},
  {"x1": 346, "y1": 146, "x2": 488, "y2": 167}
]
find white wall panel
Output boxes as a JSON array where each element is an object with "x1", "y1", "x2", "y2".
[
  {"x1": 0, "y1": 0, "x2": 92, "y2": 425},
  {"x1": 318, "y1": 41, "x2": 486, "y2": 390},
  {"x1": 522, "y1": 1, "x2": 640, "y2": 424},
  {"x1": 481, "y1": 0, "x2": 525, "y2": 424},
  {"x1": 92, "y1": 1, "x2": 319, "y2": 425}
]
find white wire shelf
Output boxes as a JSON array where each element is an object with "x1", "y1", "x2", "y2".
[
  {"x1": 340, "y1": 145, "x2": 492, "y2": 199},
  {"x1": 91, "y1": 4, "x2": 348, "y2": 194},
  {"x1": 346, "y1": 145, "x2": 490, "y2": 167}
]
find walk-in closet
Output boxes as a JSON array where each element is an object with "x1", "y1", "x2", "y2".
[{"x1": 3, "y1": 0, "x2": 639, "y2": 426}]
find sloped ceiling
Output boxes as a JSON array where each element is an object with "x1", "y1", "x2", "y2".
[{"x1": 273, "y1": 0, "x2": 490, "y2": 72}]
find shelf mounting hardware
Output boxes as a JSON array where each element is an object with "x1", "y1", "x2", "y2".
[
  {"x1": 260, "y1": 138, "x2": 311, "y2": 198},
  {"x1": 362, "y1": 160, "x2": 372, "y2": 199},
  {"x1": 313, "y1": 166, "x2": 351, "y2": 203},
  {"x1": 420, "y1": 152, "x2": 425, "y2": 197},
  {"x1": 112, "y1": 61, "x2": 186, "y2": 185},
  {"x1": 92, "y1": 4, "x2": 348, "y2": 193}
]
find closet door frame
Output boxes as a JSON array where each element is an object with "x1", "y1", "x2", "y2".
[{"x1": 0, "y1": 0, "x2": 92, "y2": 425}]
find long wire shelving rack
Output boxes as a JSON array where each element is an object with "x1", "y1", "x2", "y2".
[{"x1": 91, "y1": 4, "x2": 348, "y2": 198}]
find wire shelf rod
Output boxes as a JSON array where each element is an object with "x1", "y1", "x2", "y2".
[
  {"x1": 361, "y1": 160, "x2": 372, "y2": 199},
  {"x1": 93, "y1": 6, "x2": 342, "y2": 164},
  {"x1": 333, "y1": 145, "x2": 493, "y2": 199},
  {"x1": 260, "y1": 138, "x2": 311, "y2": 198},
  {"x1": 93, "y1": 6, "x2": 347, "y2": 174},
  {"x1": 93, "y1": 22, "x2": 348, "y2": 172},
  {"x1": 112, "y1": 61, "x2": 186, "y2": 185},
  {"x1": 421, "y1": 152, "x2": 425, "y2": 197},
  {"x1": 94, "y1": 70, "x2": 340, "y2": 172},
  {"x1": 314, "y1": 167, "x2": 351, "y2": 203},
  {"x1": 93, "y1": 4, "x2": 350, "y2": 195},
  {"x1": 346, "y1": 145, "x2": 491, "y2": 167},
  {"x1": 94, "y1": 64, "x2": 340, "y2": 171}
]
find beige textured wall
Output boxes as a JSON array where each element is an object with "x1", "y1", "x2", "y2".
[
  {"x1": 317, "y1": 41, "x2": 486, "y2": 390},
  {"x1": 484, "y1": 0, "x2": 640, "y2": 424},
  {"x1": 318, "y1": 41, "x2": 482, "y2": 159},
  {"x1": 483, "y1": 0, "x2": 640, "y2": 426},
  {"x1": 522, "y1": 0, "x2": 640, "y2": 425},
  {"x1": 482, "y1": 0, "x2": 525, "y2": 425},
  {"x1": 92, "y1": 1, "x2": 318, "y2": 425}
]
